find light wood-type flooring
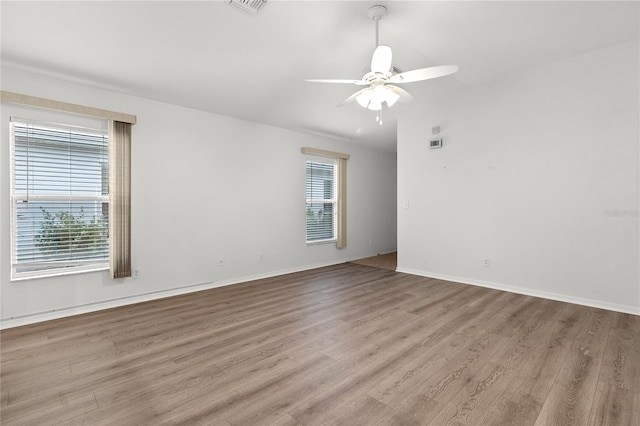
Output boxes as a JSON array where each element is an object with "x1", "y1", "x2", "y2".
[
  {"x1": 349, "y1": 252, "x2": 397, "y2": 271},
  {"x1": 1, "y1": 263, "x2": 639, "y2": 425}
]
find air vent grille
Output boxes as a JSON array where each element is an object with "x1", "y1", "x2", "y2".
[{"x1": 229, "y1": 0, "x2": 267, "y2": 16}]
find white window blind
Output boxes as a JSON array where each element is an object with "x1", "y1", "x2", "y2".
[
  {"x1": 10, "y1": 119, "x2": 109, "y2": 279},
  {"x1": 306, "y1": 159, "x2": 337, "y2": 243}
]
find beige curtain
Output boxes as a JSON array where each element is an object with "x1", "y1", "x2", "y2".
[
  {"x1": 109, "y1": 121, "x2": 132, "y2": 278},
  {"x1": 336, "y1": 157, "x2": 347, "y2": 249}
]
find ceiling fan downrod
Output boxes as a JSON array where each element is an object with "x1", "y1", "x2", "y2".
[
  {"x1": 370, "y1": 5, "x2": 388, "y2": 125},
  {"x1": 368, "y1": 5, "x2": 387, "y2": 48}
]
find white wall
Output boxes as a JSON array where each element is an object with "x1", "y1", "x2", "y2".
[
  {"x1": 398, "y1": 40, "x2": 639, "y2": 315},
  {"x1": 0, "y1": 67, "x2": 397, "y2": 326}
]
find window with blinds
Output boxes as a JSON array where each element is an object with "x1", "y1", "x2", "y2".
[
  {"x1": 10, "y1": 119, "x2": 109, "y2": 279},
  {"x1": 305, "y1": 159, "x2": 337, "y2": 243}
]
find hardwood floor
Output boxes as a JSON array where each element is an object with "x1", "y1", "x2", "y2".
[
  {"x1": 349, "y1": 252, "x2": 397, "y2": 271},
  {"x1": 1, "y1": 263, "x2": 638, "y2": 425}
]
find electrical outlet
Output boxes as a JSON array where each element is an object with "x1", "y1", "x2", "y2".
[
  {"x1": 259, "y1": 252, "x2": 264, "y2": 262},
  {"x1": 132, "y1": 269, "x2": 140, "y2": 279},
  {"x1": 483, "y1": 258, "x2": 491, "y2": 267},
  {"x1": 218, "y1": 257, "x2": 224, "y2": 267}
]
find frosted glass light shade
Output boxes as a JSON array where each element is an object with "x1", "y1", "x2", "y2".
[
  {"x1": 383, "y1": 88, "x2": 400, "y2": 107},
  {"x1": 355, "y1": 85, "x2": 400, "y2": 110},
  {"x1": 367, "y1": 98, "x2": 383, "y2": 111},
  {"x1": 356, "y1": 89, "x2": 373, "y2": 108}
]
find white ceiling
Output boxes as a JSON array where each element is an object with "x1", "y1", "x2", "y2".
[{"x1": 1, "y1": 1, "x2": 638, "y2": 152}]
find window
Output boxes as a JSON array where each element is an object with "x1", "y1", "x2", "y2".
[
  {"x1": 10, "y1": 119, "x2": 109, "y2": 279},
  {"x1": 306, "y1": 159, "x2": 337, "y2": 243},
  {"x1": 301, "y1": 147, "x2": 349, "y2": 248}
]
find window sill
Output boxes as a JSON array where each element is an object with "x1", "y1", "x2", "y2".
[
  {"x1": 306, "y1": 239, "x2": 337, "y2": 246},
  {"x1": 11, "y1": 264, "x2": 109, "y2": 282}
]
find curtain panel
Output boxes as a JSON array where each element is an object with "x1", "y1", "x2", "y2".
[{"x1": 109, "y1": 120, "x2": 132, "y2": 278}]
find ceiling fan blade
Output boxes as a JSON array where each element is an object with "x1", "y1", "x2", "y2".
[
  {"x1": 388, "y1": 65, "x2": 459, "y2": 83},
  {"x1": 337, "y1": 88, "x2": 369, "y2": 107},
  {"x1": 386, "y1": 85, "x2": 413, "y2": 104},
  {"x1": 306, "y1": 79, "x2": 367, "y2": 85},
  {"x1": 371, "y1": 45, "x2": 392, "y2": 73}
]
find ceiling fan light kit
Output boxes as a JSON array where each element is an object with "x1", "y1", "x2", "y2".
[{"x1": 307, "y1": 5, "x2": 459, "y2": 125}]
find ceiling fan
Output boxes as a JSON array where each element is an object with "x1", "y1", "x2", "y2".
[{"x1": 307, "y1": 5, "x2": 458, "y2": 125}]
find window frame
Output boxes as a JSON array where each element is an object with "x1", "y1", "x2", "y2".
[
  {"x1": 305, "y1": 157, "x2": 338, "y2": 245},
  {"x1": 9, "y1": 118, "x2": 110, "y2": 280}
]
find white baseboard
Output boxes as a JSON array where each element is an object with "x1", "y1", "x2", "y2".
[
  {"x1": 396, "y1": 267, "x2": 640, "y2": 316},
  {"x1": 0, "y1": 252, "x2": 388, "y2": 329}
]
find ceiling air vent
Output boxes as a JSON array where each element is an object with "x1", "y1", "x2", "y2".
[{"x1": 229, "y1": 0, "x2": 267, "y2": 16}]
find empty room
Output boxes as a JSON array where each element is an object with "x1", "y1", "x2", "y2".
[{"x1": 1, "y1": 1, "x2": 638, "y2": 425}]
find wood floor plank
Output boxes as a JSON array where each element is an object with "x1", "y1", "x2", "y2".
[
  {"x1": 598, "y1": 311, "x2": 640, "y2": 391},
  {"x1": 478, "y1": 304, "x2": 583, "y2": 425},
  {"x1": 427, "y1": 300, "x2": 565, "y2": 425},
  {"x1": 288, "y1": 339, "x2": 427, "y2": 425},
  {"x1": 586, "y1": 381, "x2": 640, "y2": 426},
  {"x1": 321, "y1": 394, "x2": 393, "y2": 426},
  {"x1": 224, "y1": 343, "x2": 383, "y2": 425},
  {"x1": 369, "y1": 295, "x2": 560, "y2": 415},
  {"x1": 384, "y1": 313, "x2": 512, "y2": 410},
  {"x1": 265, "y1": 413, "x2": 301, "y2": 426},
  {"x1": 374, "y1": 391, "x2": 444, "y2": 426},
  {"x1": 164, "y1": 276, "x2": 413, "y2": 368},
  {"x1": 1, "y1": 263, "x2": 637, "y2": 426},
  {"x1": 160, "y1": 352, "x2": 336, "y2": 425},
  {"x1": 215, "y1": 318, "x2": 348, "y2": 371},
  {"x1": 0, "y1": 390, "x2": 98, "y2": 426},
  {"x1": 92, "y1": 355, "x2": 226, "y2": 409},
  {"x1": 348, "y1": 251, "x2": 397, "y2": 271},
  {"x1": 366, "y1": 291, "x2": 516, "y2": 408},
  {"x1": 408, "y1": 286, "x2": 508, "y2": 348},
  {"x1": 533, "y1": 308, "x2": 613, "y2": 426},
  {"x1": 320, "y1": 307, "x2": 418, "y2": 360},
  {"x1": 82, "y1": 351, "x2": 333, "y2": 425},
  {"x1": 1, "y1": 389, "x2": 9, "y2": 408}
]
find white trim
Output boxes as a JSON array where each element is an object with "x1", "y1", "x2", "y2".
[
  {"x1": 11, "y1": 263, "x2": 109, "y2": 282},
  {"x1": 305, "y1": 159, "x2": 338, "y2": 244},
  {"x1": 0, "y1": 252, "x2": 389, "y2": 329},
  {"x1": 396, "y1": 267, "x2": 640, "y2": 316},
  {"x1": 306, "y1": 238, "x2": 337, "y2": 246}
]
